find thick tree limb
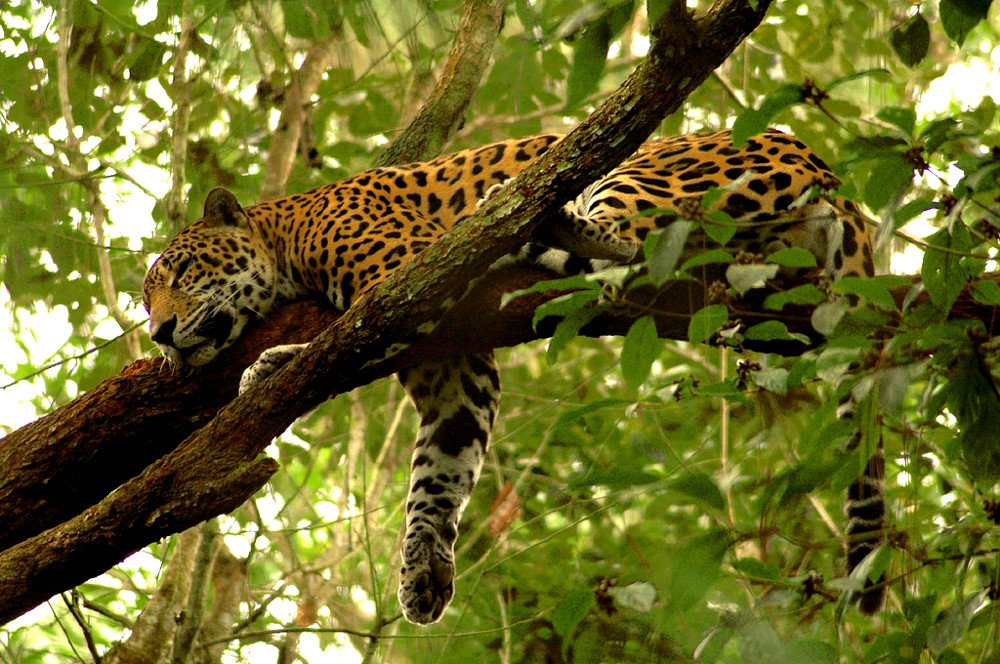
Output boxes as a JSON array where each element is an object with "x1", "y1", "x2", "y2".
[{"x1": 0, "y1": 0, "x2": 782, "y2": 625}]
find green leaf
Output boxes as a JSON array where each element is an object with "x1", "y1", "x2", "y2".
[
  {"x1": 863, "y1": 156, "x2": 914, "y2": 211},
  {"x1": 667, "y1": 471, "x2": 726, "y2": 511},
  {"x1": 738, "y1": 618, "x2": 786, "y2": 663},
  {"x1": 128, "y1": 39, "x2": 166, "y2": 81},
  {"x1": 940, "y1": 0, "x2": 991, "y2": 46},
  {"x1": 669, "y1": 529, "x2": 732, "y2": 610},
  {"x1": 731, "y1": 558, "x2": 781, "y2": 582},
  {"x1": 552, "y1": 589, "x2": 595, "y2": 637},
  {"x1": 530, "y1": 289, "x2": 601, "y2": 330},
  {"x1": 872, "y1": 363, "x2": 926, "y2": 414},
  {"x1": 565, "y1": 17, "x2": 610, "y2": 108},
  {"x1": 547, "y1": 307, "x2": 601, "y2": 364},
  {"x1": 893, "y1": 197, "x2": 935, "y2": 228},
  {"x1": 922, "y1": 118, "x2": 960, "y2": 154},
  {"x1": 646, "y1": 221, "x2": 692, "y2": 286},
  {"x1": 703, "y1": 209, "x2": 738, "y2": 245},
  {"x1": 504, "y1": 274, "x2": 602, "y2": 309},
  {"x1": 281, "y1": 0, "x2": 332, "y2": 39},
  {"x1": 827, "y1": 69, "x2": 890, "y2": 91},
  {"x1": 766, "y1": 247, "x2": 817, "y2": 269},
  {"x1": 680, "y1": 249, "x2": 734, "y2": 271},
  {"x1": 347, "y1": 90, "x2": 399, "y2": 136},
  {"x1": 750, "y1": 366, "x2": 790, "y2": 394},
  {"x1": 745, "y1": 321, "x2": 810, "y2": 345},
  {"x1": 972, "y1": 279, "x2": 1000, "y2": 305},
  {"x1": 946, "y1": 350, "x2": 1000, "y2": 482},
  {"x1": 921, "y1": 225, "x2": 973, "y2": 313},
  {"x1": 764, "y1": 284, "x2": 827, "y2": 311},
  {"x1": 832, "y1": 275, "x2": 910, "y2": 311},
  {"x1": 889, "y1": 13, "x2": 931, "y2": 67},
  {"x1": 554, "y1": 398, "x2": 632, "y2": 430},
  {"x1": 700, "y1": 186, "x2": 727, "y2": 209},
  {"x1": 927, "y1": 592, "x2": 987, "y2": 654},
  {"x1": 877, "y1": 106, "x2": 917, "y2": 135},
  {"x1": 620, "y1": 316, "x2": 662, "y2": 389},
  {"x1": 731, "y1": 84, "x2": 804, "y2": 146},
  {"x1": 786, "y1": 639, "x2": 837, "y2": 664},
  {"x1": 688, "y1": 304, "x2": 728, "y2": 344},
  {"x1": 646, "y1": 0, "x2": 669, "y2": 25}
]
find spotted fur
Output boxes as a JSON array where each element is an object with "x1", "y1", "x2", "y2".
[{"x1": 142, "y1": 129, "x2": 881, "y2": 623}]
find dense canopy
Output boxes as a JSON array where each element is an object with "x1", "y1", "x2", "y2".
[{"x1": 2, "y1": 0, "x2": 1000, "y2": 661}]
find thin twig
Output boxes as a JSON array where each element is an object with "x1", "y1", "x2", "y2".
[
  {"x1": 0, "y1": 320, "x2": 146, "y2": 390},
  {"x1": 61, "y1": 593, "x2": 102, "y2": 663}
]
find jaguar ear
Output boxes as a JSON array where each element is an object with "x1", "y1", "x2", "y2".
[{"x1": 202, "y1": 188, "x2": 248, "y2": 228}]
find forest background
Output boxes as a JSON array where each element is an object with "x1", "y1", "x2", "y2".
[{"x1": 3, "y1": 0, "x2": 1000, "y2": 662}]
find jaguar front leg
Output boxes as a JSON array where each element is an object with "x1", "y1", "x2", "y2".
[
  {"x1": 396, "y1": 352, "x2": 500, "y2": 624},
  {"x1": 238, "y1": 343, "x2": 308, "y2": 394}
]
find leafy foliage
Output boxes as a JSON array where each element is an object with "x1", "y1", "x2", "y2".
[{"x1": 4, "y1": 0, "x2": 1000, "y2": 662}]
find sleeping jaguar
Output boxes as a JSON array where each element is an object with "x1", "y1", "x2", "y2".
[{"x1": 142, "y1": 129, "x2": 881, "y2": 623}]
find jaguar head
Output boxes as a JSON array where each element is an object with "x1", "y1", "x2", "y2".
[{"x1": 142, "y1": 188, "x2": 279, "y2": 368}]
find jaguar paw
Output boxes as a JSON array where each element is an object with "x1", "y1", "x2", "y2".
[
  {"x1": 397, "y1": 530, "x2": 456, "y2": 624},
  {"x1": 238, "y1": 343, "x2": 306, "y2": 394}
]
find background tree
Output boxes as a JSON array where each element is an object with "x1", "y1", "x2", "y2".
[{"x1": 2, "y1": 0, "x2": 1000, "y2": 662}]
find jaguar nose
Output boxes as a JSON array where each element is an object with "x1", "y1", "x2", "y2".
[{"x1": 150, "y1": 315, "x2": 178, "y2": 346}]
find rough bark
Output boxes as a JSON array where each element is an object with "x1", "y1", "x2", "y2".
[
  {"x1": 103, "y1": 528, "x2": 201, "y2": 664},
  {"x1": 0, "y1": 0, "x2": 782, "y2": 626}
]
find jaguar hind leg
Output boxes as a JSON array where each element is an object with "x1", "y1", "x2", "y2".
[{"x1": 396, "y1": 352, "x2": 500, "y2": 624}]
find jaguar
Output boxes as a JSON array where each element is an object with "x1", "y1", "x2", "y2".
[{"x1": 142, "y1": 128, "x2": 882, "y2": 623}]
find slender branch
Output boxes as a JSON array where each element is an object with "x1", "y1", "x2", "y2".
[
  {"x1": 165, "y1": 0, "x2": 194, "y2": 231},
  {"x1": 55, "y1": 0, "x2": 142, "y2": 360},
  {"x1": 259, "y1": 39, "x2": 335, "y2": 200},
  {"x1": 0, "y1": 320, "x2": 145, "y2": 390},
  {"x1": 61, "y1": 593, "x2": 103, "y2": 664},
  {"x1": 171, "y1": 522, "x2": 218, "y2": 664}
]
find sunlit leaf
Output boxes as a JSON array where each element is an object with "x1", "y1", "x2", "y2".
[
  {"x1": 731, "y1": 84, "x2": 804, "y2": 146},
  {"x1": 607, "y1": 581, "x2": 657, "y2": 612},
  {"x1": 726, "y1": 263, "x2": 779, "y2": 295}
]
